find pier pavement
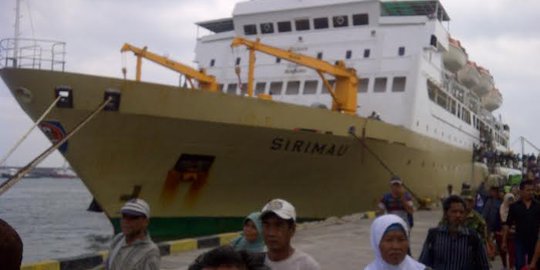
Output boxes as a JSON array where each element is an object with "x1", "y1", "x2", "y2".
[{"x1": 161, "y1": 209, "x2": 448, "y2": 270}]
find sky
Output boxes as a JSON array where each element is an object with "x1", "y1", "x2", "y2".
[{"x1": 0, "y1": 0, "x2": 539, "y2": 167}]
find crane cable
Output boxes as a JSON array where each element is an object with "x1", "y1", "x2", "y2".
[
  {"x1": 0, "y1": 95, "x2": 61, "y2": 166},
  {"x1": 0, "y1": 97, "x2": 112, "y2": 196}
]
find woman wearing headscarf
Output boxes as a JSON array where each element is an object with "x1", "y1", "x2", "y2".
[
  {"x1": 230, "y1": 212, "x2": 266, "y2": 253},
  {"x1": 499, "y1": 193, "x2": 516, "y2": 270},
  {"x1": 365, "y1": 214, "x2": 427, "y2": 270}
]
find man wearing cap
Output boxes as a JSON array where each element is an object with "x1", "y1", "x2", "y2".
[
  {"x1": 105, "y1": 198, "x2": 160, "y2": 270},
  {"x1": 378, "y1": 176, "x2": 414, "y2": 228},
  {"x1": 459, "y1": 188, "x2": 489, "y2": 244},
  {"x1": 260, "y1": 198, "x2": 320, "y2": 270}
]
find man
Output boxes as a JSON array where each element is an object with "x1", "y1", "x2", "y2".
[
  {"x1": 188, "y1": 246, "x2": 269, "y2": 270},
  {"x1": 419, "y1": 195, "x2": 489, "y2": 270},
  {"x1": 378, "y1": 176, "x2": 414, "y2": 228},
  {"x1": 106, "y1": 198, "x2": 160, "y2": 270},
  {"x1": 260, "y1": 198, "x2": 320, "y2": 270},
  {"x1": 481, "y1": 186, "x2": 502, "y2": 256},
  {"x1": 457, "y1": 188, "x2": 489, "y2": 244},
  {"x1": 502, "y1": 180, "x2": 540, "y2": 269},
  {"x1": 0, "y1": 218, "x2": 23, "y2": 270}
]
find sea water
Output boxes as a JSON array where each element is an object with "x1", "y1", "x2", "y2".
[{"x1": 0, "y1": 177, "x2": 113, "y2": 263}]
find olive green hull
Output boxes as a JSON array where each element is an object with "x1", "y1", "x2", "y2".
[{"x1": 1, "y1": 68, "x2": 481, "y2": 239}]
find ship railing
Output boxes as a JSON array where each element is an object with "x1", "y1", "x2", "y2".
[{"x1": 0, "y1": 38, "x2": 66, "y2": 71}]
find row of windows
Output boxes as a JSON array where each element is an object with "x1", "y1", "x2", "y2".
[
  {"x1": 428, "y1": 80, "x2": 472, "y2": 125},
  {"x1": 243, "y1": 13, "x2": 369, "y2": 36},
  {"x1": 217, "y1": 76, "x2": 407, "y2": 96},
  {"x1": 209, "y1": 46, "x2": 407, "y2": 67}
]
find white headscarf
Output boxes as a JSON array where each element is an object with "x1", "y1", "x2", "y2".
[
  {"x1": 500, "y1": 193, "x2": 515, "y2": 223},
  {"x1": 364, "y1": 214, "x2": 426, "y2": 270}
]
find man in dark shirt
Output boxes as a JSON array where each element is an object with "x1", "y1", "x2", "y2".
[
  {"x1": 419, "y1": 195, "x2": 489, "y2": 270},
  {"x1": 502, "y1": 180, "x2": 540, "y2": 269}
]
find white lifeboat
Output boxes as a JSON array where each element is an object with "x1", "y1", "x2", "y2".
[
  {"x1": 443, "y1": 38, "x2": 468, "y2": 73},
  {"x1": 457, "y1": 61, "x2": 480, "y2": 89},
  {"x1": 472, "y1": 66, "x2": 494, "y2": 97},
  {"x1": 481, "y1": 88, "x2": 502, "y2": 111}
]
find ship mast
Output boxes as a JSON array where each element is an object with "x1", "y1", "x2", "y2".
[{"x1": 13, "y1": 0, "x2": 22, "y2": 67}]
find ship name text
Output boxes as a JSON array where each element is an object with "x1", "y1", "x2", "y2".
[{"x1": 270, "y1": 137, "x2": 350, "y2": 157}]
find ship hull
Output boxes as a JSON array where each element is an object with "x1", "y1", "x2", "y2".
[{"x1": 1, "y1": 68, "x2": 479, "y2": 239}]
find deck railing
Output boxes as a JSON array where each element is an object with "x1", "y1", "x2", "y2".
[{"x1": 0, "y1": 38, "x2": 66, "y2": 71}]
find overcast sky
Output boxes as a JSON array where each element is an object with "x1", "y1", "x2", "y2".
[{"x1": 0, "y1": 0, "x2": 539, "y2": 167}]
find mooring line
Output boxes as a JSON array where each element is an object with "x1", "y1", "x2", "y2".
[
  {"x1": 348, "y1": 127, "x2": 426, "y2": 205},
  {"x1": 0, "y1": 97, "x2": 112, "y2": 196},
  {"x1": 0, "y1": 95, "x2": 62, "y2": 166}
]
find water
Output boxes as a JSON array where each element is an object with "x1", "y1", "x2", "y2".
[{"x1": 0, "y1": 177, "x2": 114, "y2": 263}]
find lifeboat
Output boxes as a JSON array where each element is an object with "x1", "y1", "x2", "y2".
[
  {"x1": 443, "y1": 38, "x2": 468, "y2": 73},
  {"x1": 481, "y1": 88, "x2": 502, "y2": 111},
  {"x1": 472, "y1": 66, "x2": 494, "y2": 97},
  {"x1": 457, "y1": 61, "x2": 480, "y2": 89}
]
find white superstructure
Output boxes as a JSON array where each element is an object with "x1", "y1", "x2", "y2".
[{"x1": 194, "y1": 0, "x2": 509, "y2": 151}]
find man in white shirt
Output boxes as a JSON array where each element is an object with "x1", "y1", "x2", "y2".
[{"x1": 260, "y1": 198, "x2": 320, "y2": 270}]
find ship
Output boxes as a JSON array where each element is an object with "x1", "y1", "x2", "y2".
[{"x1": 0, "y1": 0, "x2": 513, "y2": 239}]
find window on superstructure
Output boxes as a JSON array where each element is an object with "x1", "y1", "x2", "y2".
[
  {"x1": 303, "y1": 80, "x2": 318, "y2": 95},
  {"x1": 240, "y1": 83, "x2": 248, "y2": 95},
  {"x1": 295, "y1": 19, "x2": 310, "y2": 31},
  {"x1": 363, "y1": 49, "x2": 371, "y2": 58},
  {"x1": 236, "y1": 58, "x2": 241, "y2": 65},
  {"x1": 322, "y1": 80, "x2": 336, "y2": 94},
  {"x1": 317, "y1": 52, "x2": 323, "y2": 60},
  {"x1": 314, "y1": 17, "x2": 329, "y2": 29},
  {"x1": 430, "y1": 35, "x2": 438, "y2": 47},
  {"x1": 333, "y1": 15, "x2": 349, "y2": 28},
  {"x1": 276, "y1": 57, "x2": 281, "y2": 63},
  {"x1": 210, "y1": 59, "x2": 215, "y2": 67},
  {"x1": 269, "y1": 82, "x2": 283, "y2": 95},
  {"x1": 391, "y1": 77, "x2": 406, "y2": 92},
  {"x1": 436, "y1": 91, "x2": 448, "y2": 108},
  {"x1": 353, "y1": 14, "x2": 369, "y2": 26},
  {"x1": 358, "y1": 78, "x2": 369, "y2": 93},
  {"x1": 260, "y1": 23, "x2": 274, "y2": 34},
  {"x1": 255, "y1": 82, "x2": 267, "y2": 95},
  {"x1": 244, "y1": 24, "x2": 257, "y2": 35},
  {"x1": 218, "y1": 84, "x2": 224, "y2": 92},
  {"x1": 449, "y1": 99, "x2": 456, "y2": 114},
  {"x1": 278, "y1": 21, "x2": 292, "y2": 33},
  {"x1": 227, "y1": 83, "x2": 238, "y2": 95},
  {"x1": 285, "y1": 81, "x2": 301, "y2": 95},
  {"x1": 374, "y1": 77, "x2": 387, "y2": 92},
  {"x1": 398, "y1": 47, "x2": 405, "y2": 56},
  {"x1": 346, "y1": 50, "x2": 352, "y2": 59}
]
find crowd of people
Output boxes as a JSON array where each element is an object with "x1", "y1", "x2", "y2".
[{"x1": 4, "y1": 167, "x2": 540, "y2": 270}]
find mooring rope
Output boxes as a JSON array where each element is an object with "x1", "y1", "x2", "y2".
[
  {"x1": 348, "y1": 127, "x2": 426, "y2": 205},
  {"x1": 0, "y1": 95, "x2": 62, "y2": 166},
  {"x1": 0, "y1": 97, "x2": 112, "y2": 196}
]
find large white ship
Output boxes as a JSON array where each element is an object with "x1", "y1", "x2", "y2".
[{"x1": 0, "y1": 0, "x2": 509, "y2": 239}]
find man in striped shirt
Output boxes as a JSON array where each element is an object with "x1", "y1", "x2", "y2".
[
  {"x1": 105, "y1": 198, "x2": 160, "y2": 270},
  {"x1": 419, "y1": 195, "x2": 489, "y2": 270}
]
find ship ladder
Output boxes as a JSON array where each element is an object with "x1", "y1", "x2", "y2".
[
  {"x1": 0, "y1": 97, "x2": 112, "y2": 196},
  {"x1": 0, "y1": 95, "x2": 61, "y2": 166},
  {"x1": 348, "y1": 128, "x2": 432, "y2": 210}
]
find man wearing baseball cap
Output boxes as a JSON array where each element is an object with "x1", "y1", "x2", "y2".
[
  {"x1": 105, "y1": 198, "x2": 160, "y2": 270},
  {"x1": 260, "y1": 198, "x2": 320, "y2": 270},
  {"x1": 378, "y1": 176, "x2": 414, "y2": 228}
]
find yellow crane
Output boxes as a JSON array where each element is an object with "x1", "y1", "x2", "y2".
[
  {"x1": 120, "y1": 43, "x2": 219, "y2": 92},
  {"x1": 231, "y1": 37, "x2": 359, "y2": 115}
]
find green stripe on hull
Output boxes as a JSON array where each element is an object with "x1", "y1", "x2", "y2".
[{"x1": 110, "y1": 216, "x2": 321, "y2": 241}]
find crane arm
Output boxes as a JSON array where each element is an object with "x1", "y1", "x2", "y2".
[
  {"x1": 231, "y1": 37, "x2": 358, "y2": 114},
  {"x1": 231, "y1": 38, "x2": 353, "y2": 78},
  {"x1": 120, "y1": 43, "x2": 218, "y2": 91}
]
